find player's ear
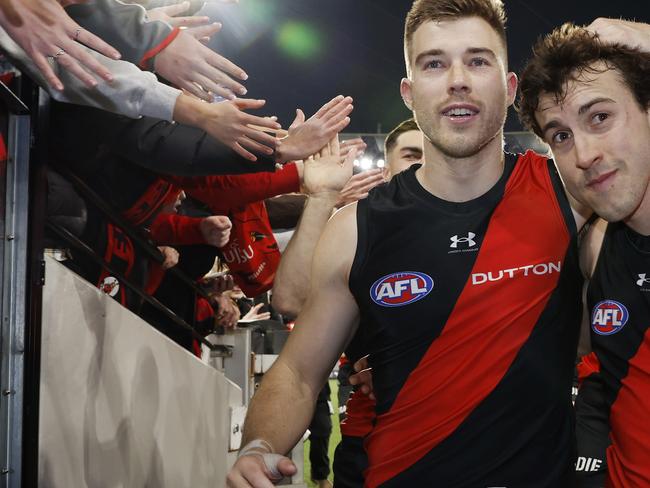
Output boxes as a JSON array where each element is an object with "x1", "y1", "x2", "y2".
[
  {"x1": 401, "y1": 78, "x2": 414, "y2": 111},
  {"x1": 506, "y1": 71, "x2": 518, "y2": 107}
]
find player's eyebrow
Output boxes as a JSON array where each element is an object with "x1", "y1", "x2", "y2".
[{"x1": 578, "y1": 97, "x2": 616, "y2": 116}]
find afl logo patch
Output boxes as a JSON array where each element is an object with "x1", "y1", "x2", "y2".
[
  {"x1": 592, "y1": 300, "x2": 629, "y2": 336},
  {"x1": 370, "y1": 271, "x2": 433, "y2": 307}
]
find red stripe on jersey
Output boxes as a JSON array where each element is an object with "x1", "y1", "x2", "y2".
[
  {"x1": 341, "y1": 389, "x2": 376, "y2": 438},
  {"x1": 577, "y1": 352, "x2": 601, "y2": 385},
  {"x1": 364, "y1": 153, "x2": 571, "y2": 487},
  {"x1": 606, "y1": 328, "x2": 650, "y2": 488}
]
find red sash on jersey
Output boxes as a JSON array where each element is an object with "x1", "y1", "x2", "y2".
[{"x1": 341, "y1": 389, "x2": 375, "y2": 438}]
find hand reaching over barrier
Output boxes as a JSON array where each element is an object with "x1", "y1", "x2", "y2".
[{"x1": 0, "y1": 0, "x2": 121, "y2": 90}]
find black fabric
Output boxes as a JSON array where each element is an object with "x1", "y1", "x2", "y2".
[
  {"x1": 50, "y1": 101, "x2": 277, "y2": 178},
  {"x1": 46, "y1": 169, "x2": 88, "y2": 243},
  {"x1": 336, "y1": 362, "x2": 354, "y2": 423},
  {"x1": 583, "y1": 221, "x2": 650, "y2": 486},
  {"x1": 588, "y1": 222, "x2": 650, "y2": 414},
  {"x1": 333, "y1": 435, "x2": 367, "y2": 488},
  {"x1": 309, "y1": 383, "x2": 332, "y2": 481},
  {"x1": 575, "y1": 373, "x2": 609, "y2": 488}
]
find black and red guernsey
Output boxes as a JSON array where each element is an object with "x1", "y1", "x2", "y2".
[
  {"x1": 348, "y1": 151, "x2": 582, "y2": 487},
  {"x1": 587, "y1": 222, "x2": 650, "y2": 488}
]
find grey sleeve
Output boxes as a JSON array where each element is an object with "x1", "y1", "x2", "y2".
[
  {"x1": 0, "y1": 26, "x2": 181, "y2": 120},
  {"x1": 65, "y1": 0, "x2": 175, "y2": 68}
]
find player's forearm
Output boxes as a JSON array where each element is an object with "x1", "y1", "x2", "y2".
[
  {"x1": 241, "y1": 359, "x2": 318, "y2": 454},
  {"x1": 272, "y1": 193, "x2": 338, "y2": 317}
]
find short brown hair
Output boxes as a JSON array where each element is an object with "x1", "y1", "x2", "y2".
[
  {"x1": 384, "y1": 118, "x2": 420, "y2": 157},
  {"x1": 404, "y1": 0, "x2": 507, "y2": 68},
  {"x1": 518, "y1": 23, "x2": 650, "y2": 138}
]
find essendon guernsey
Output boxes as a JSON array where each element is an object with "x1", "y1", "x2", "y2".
[
  {"x1": 587, "y1": 222, "x2": 650, "y2": 488},
  {"x1": 349, "y1": 152, "x2": 582, "y2": 487}
]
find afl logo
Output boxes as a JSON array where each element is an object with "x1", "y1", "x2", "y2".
[
  {"x1": 592, "y1": 300, "x2": 629, "y2": 336},
  {"x1": 370, "y1": 271, "x2": 433, "y2": 307}
]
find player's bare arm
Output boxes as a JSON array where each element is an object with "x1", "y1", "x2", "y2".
[{"x1": 227, "y1": 203, "x2": 360, "y2": 488}]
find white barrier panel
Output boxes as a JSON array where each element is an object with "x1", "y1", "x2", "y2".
[{"x1": 39, "y1": 256, "x2": 233, "y2": 487}]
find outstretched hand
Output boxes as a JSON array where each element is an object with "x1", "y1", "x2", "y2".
[
  {"x1": 0, "y1": 0, "x2": 120, "y2": 91},
  {"x1": 197, "y1": 98, "x2": 281, "y2": 161},
  {"x1": 275, "y1": 95, "x2": 353, "y2": 163},
  {"x1": 303, "y1": 136, "x2": 357, "y2": 198},
  {"x1": 336, "y1": 169, "x2": 386, "y2": 208},
  {"x1": 154, "y1": 28, "x2": 248, "y2": 101}
]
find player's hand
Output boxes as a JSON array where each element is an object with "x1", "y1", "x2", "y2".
[
  {"x1": 195, "y1": 98, "x2": 281, "y2": 161},
  {"x1": 587, "y1": 18, "x2": 650, "y2": 52},
  {"x1": 336, "y1": 169, "x2": 385, "y2": 208},
  {"x1": 348, "y1": 355, "x2": 375, "y2": 400},
  {"x1": 0, "y1": 0, "x2": 120, "y2": 91},
  {"x1": 303, "y1": 136, "x2": 357, "y2": 198},
  {"x1": 154, "y1": 29, "x2": 248, "y2": 101},
  {"x1": 275, "y1": 95, "x2": 353, "y2": 163},
  {"x1": 242, "y1": 303, "x2": 271, "y2": 321},
  {"x1": 200, "y1": 215, "x2": 232, "y2": 247},
  {"x1": 227, "y1": 452, "x2": 297, "y2": 487},
  {"x1": 158, "y1": 246, "x2": 179, "y2": 270}
]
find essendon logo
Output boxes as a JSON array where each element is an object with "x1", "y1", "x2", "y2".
[
  {"x1": 592, "y1": 300, "x2": 629, "y2": 336},
  {"x1": 370, "y1": 271, "x2": 433, "y2": 307},
  {"x1": 100, "y1": 276, "x2": 120, "y2": 297}
]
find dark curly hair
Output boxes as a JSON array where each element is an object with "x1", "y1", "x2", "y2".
[{"x1": 518, "y1": 23, "x2": 650, "y2": 138}]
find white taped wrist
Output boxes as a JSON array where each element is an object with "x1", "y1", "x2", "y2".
[{"x1": 238, "y1": 439, "x2": 274, "y2": 458}]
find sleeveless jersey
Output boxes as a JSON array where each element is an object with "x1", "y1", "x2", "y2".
[
  {"x1": 349, "y1": 151, "x2": 582, "y2": 488},
  {"x1": 587, "y1": 222, "x2": 650, "y2": 488}
]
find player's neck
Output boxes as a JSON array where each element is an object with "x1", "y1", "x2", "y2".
[
  {"x1": 624, "y1": 185, "x2": 650, "y2": 236},
  {"x1": 416, "y1": 134, "x2": 505, "y2": 203}
]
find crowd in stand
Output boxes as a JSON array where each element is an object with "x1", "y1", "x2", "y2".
[{"x1": 0, "y1": 1, "x2": 389, "y2": 485}]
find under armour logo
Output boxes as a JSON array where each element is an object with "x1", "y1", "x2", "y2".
[
  {"x1": 637, "y1": 274, "x2": 650, "y2": 287},
  {"x1": 450, "y1": 232, "x2": 477, "y2": 249}
]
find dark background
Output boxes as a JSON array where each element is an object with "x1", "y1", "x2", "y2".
[{"x1": 204, "y1": 0, "x2": 650, "y2": 134}]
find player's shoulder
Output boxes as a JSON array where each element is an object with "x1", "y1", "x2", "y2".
[{"x1": 580, "y1": 218, "x2": 608, "y2": 279}]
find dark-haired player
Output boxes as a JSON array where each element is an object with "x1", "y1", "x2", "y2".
[{"x1": 518, "y1": 18, "x2": 650, "y2": 488}]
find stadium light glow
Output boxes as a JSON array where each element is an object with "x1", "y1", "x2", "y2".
[{"x1": 276, "y1": 21, "x2": 322, "y2": 60}]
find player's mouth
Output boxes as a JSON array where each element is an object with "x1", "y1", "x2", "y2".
[
  {"x1": 441, "y1": 104, "x2": 480, "y2": 124},
  {"x1": 586, "y1": 169, "x2": 617, "y2": 192}
]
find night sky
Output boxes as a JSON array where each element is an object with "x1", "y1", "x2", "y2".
[{"x1": 203, "y1": 0, "x2": 650, "y2": 134}]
